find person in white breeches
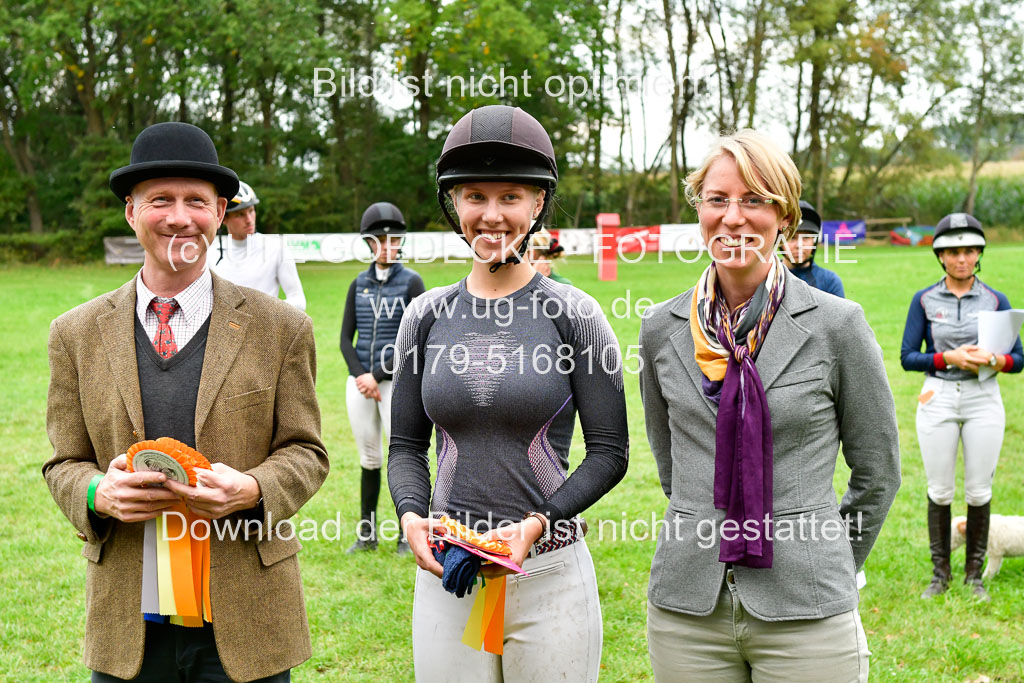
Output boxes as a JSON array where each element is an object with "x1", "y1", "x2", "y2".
[
  {"x1": 900, "y1": 212, "x2": 1023, "y2": 602},
  {"x1": 340, "y1": 202, "x2": 425, "y2": 554},
  {"x1": 388, "y1": 106, "x2": 628, "y2": 683},
  {"x1": 411, "y1": 541, "x2": 603, "y2": 683}
]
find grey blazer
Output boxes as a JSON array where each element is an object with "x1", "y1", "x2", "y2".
[{"x1": 639, "y1": 271, "x2": 900, "y2": 621}]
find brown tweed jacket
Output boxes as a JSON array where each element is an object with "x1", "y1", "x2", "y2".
[{"x1": 43, "y1": 272, "x2": 329, "y2": 682}]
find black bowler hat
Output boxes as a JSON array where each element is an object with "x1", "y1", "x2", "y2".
[{"x1": 109, "y1": 122, "x2": 239, "y2": 202}]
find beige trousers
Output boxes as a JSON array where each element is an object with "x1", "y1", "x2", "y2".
[
  {"x1": 648, "y1": 570, "x2": 869, "y2": 682},
  {"x1": 411, "y1": 541, "x2": 602, "y2": 682}
]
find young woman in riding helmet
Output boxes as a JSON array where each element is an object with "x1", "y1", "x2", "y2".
[
  {"x1": 780, "y1": 199, "x2": 844, "y2": 297},
  {"x1": 901, "y1": 212, "x2": 1023, "y2": 602},
  {"x1": 210, "y1": 180, "x2": 307, "y2": 310},
  {"x1": 340, "y1": 202, "x2": 425, "y2": 554},
  {"x1": 387, "y1": 105, "x2": 628, "y2": 682}
]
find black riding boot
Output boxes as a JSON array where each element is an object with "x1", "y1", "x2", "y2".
[
  {"x1": 964, "y1": 502, "x2": 991, "y2": 601},
  {"x1": 921, "y1": 498, "x2": 951, "y2": 599},
  {"x1": 347, "y1": 467, "x2": 381, "y2": 553}
]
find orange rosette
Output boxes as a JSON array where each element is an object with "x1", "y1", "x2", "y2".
[
  {"x1": 127, "y1": 437, "x2": 212, "y2": 486},
  {"x1": 437, "y1": 516, "x2": 513, "y2": 556}
]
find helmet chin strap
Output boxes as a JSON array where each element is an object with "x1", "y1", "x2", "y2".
[
  {"x1": 937, "y1": 253, "x2": 982, "y2": 277},
  {"x1": 486, "y1": 227, "x2": 538, "y2": 273},
  {"x1": 781, "y1": 229, "x2": 817, "y2": 267}
]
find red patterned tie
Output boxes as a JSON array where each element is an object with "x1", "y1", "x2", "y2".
[{"x1": 150, "y1": 299, "x2": 180, "y2": 358}]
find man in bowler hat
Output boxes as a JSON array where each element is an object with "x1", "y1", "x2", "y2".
[{"x1": 43, "y1": 122, "x2": 329, "y2": 682}]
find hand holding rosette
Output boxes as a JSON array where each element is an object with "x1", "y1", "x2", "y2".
[
  {"x1": 128, "y1": 438, "x2": 261, "y2": 520},
  {"x1": 126, "y1": 437, "x2": 212, "y2": 486},
  {"x1": 428, "y1": 516, "x2": 530, "y2": 656},
  {"x1": 433, "y1": 515, "x2": 512, "y2": 555},
  {"x1": 125, "y1": 437, "x2": 213, "y2": 627},
  {"x1": 429, "y1": 516, "x2": 529, "y2": 574}
]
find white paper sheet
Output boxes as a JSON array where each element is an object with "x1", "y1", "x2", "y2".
[{"x1": 977, "y1": 309, "x2": 1024, "y2": 381}]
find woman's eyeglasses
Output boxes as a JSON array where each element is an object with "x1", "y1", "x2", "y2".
[{"x1": 696, "y1": 196, "x2": 776, "y2": 212}]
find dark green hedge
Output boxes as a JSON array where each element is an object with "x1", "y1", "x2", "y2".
[{"x1": 0, "y1": 230, "x2": 85, "y2": 262}]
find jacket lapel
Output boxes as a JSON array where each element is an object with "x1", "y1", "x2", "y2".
[
  {"x1": 194, "y1": 273, "x2": 250, "y2": 436},
  {"x1": 665, "y1": 271, "x2": 819, "y2": 409},
  {"x1": 756, "y1": 271, "x2": 816, "y2": 390},
  {"x1": 96, "y1": 277, "x2": 145, "y2": 438},
  {"x1": 667, "y1": 289, "x2": 719, "y2": 415}
]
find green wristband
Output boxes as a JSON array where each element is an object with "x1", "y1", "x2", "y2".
[{"x1": 87, "y1": 474, "x2": 104, "y2": 513}]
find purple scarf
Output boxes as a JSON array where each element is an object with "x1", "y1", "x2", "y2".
[
  {"x1": 695, "y1": 261, "x2": 786, "y2": 568},
  {"x1": 714, "y1": 346, "x2": 774, "y2": 567}
]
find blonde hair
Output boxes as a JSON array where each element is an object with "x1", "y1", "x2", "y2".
[
  {"x1": 684, "y1": 129, "x2": 802, "y2": 239},
  {"x1": 529, "y1": 227, "x2": 552, "y2": 249}
]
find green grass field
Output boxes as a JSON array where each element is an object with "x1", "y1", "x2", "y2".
[{"x1": 3, "y1": 246, "x2": 1024, "y2": 681}]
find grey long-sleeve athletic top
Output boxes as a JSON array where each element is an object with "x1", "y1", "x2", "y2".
[{"x1": 387, "y1": 272, "x2": 629, "y2": 528}]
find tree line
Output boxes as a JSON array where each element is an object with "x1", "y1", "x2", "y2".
[{"x1": 1, "y1": 0, "x2": 1022, "y2": 259}]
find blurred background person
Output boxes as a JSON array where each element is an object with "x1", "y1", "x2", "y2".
[
  {"x1": 526, "y1": 227, "x2": 572, "y2": 284},
  {"x1": 780, "y1": 199, "x2": 844, "y2": 297},
  {"x1": 340, "y1": 202, "x2": 424, "y2": 554},
  {"x1": 211, "y1": 180, "x2": 306, "y2": 310},
  {"x1": 900, "y1": 212, "x2": 1023, "y2": 602}
]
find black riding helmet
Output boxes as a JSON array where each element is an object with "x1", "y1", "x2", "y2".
[
  {"x1": 785, "y1": 199, "x2": 822, "y2": 266},
  {"x1": 795, "y1": 200, "x2": 822, "y2": 236},
  {"x1": 436, "y1": 105, "x2": 558, "y2": 271},
  {"x1": 361, "y1": 202, "x2": 406, "y2": 237},
  {"x1": 932, "y1": 212, "x2": 985, "y2": 274}
]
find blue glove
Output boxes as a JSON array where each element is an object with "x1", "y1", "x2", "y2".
[{"x1": 432, "y1": 544, "x2": 482, "y2": 598}]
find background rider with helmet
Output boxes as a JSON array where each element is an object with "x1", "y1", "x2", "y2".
[
  {"x1": 340, "y1": 202, "x2": 424, "y2": 554},
  {"x1": 780, "y1": 199, "x2": 844, "y2": 297},
  {"x1": 900, "y1": 212, "x2": 1023, "y2": 602},
  {"x1": 211, "y1": 180, "x2": 307, "y2": 310}
]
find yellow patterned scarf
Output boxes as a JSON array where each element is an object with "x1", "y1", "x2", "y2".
[{"x1": 691, "y1": 259, "x2": 785, "y2": 383}]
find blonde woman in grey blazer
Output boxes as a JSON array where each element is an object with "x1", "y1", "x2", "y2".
[{"x1": 640, "y1": 129, "x2": 900, "y2": 682}]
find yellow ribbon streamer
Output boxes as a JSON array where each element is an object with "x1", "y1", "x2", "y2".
[
  {"x1": 461, "y1": 576, "x2": 507, "y2": 655},
  {"x1": 152, "y1": 505, "x2": 212, "y2": 626},
  {"x1": 155, "y1": 512, "x2": 176, "y2": 615}
]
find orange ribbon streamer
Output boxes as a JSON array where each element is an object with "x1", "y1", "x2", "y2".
[
  {"x1": 462, "y1": 576, "x2": 506, "y2": 655},
  {"x1": 134, "y1": 438, "x2": 213, "y2": 626},
  {"x1": 161, "y1": 505, "x2": 212, "y2": 626}
]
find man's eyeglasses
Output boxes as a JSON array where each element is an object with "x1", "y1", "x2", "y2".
[{"x1": 696, "y1": 196, "x2": 776, "y2": 211}]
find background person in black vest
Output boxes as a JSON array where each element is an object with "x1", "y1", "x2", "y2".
[
  {"x1": 43, "y1": 122, "x2": 328, "y2": 682},
  {"x1": 340, "y1": 202, "x2": 425, "y2": 553}
]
